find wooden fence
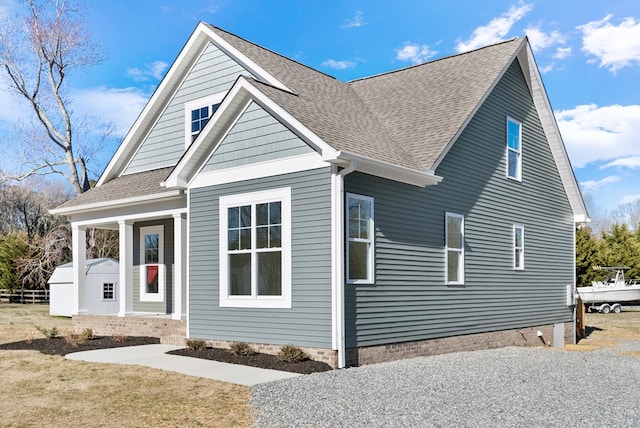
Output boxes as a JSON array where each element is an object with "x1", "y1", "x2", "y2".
[{"x1": 0, "y1": 289, "x2": 49, "y2": 304}]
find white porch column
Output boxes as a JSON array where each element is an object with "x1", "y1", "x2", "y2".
[
  {"x1": 173, "y1": 213, "x2": 187, "y2": 320},
  {"x1": 71, "y1": 224, "x2": 86, "y2": 315},
  {"x1": 118, "y1": 219, "x2": 134, "y2": 317}
]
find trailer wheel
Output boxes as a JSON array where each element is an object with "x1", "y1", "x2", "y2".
[
  {"x1": 612, "y1": 304, "x2": 622, "y2": 314},
  {"x1": 600, "y1": 304, "x2": 611, "y2": 314}
]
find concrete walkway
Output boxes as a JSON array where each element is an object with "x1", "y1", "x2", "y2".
[{"x1": 66, "y1": 344, "x2": 301, "y2": 386}]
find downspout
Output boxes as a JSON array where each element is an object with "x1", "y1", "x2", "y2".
[{"x1": 334, "y1": 160, "x2": 357, "y2": 368}]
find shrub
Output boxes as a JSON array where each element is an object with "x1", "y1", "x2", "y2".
[
  {"x1": 79, "y1": 328, "x2": 94, "y2": 340},
  {"x1": 278, "y1": 345, "x2": 308, "y2": 363},
  {"x1": 35, "y1": 326, "x2": 59, "y2": 339},
  {"x1": 229, "y1": 342, "x2": 256, "y2": 357},
  {"x1": 111, "y1": 335, "x2": 125, "y2": 343},
  {"x1": 64, "y1": 334, "x2": 82, "y2": 347},
  {"x1": 185, "y1": 338, "x2": 207, "y2": 351}
]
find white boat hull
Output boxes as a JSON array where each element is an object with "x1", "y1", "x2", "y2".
[{"x1": 578, "y1": 285, "x2": 640, "y2": 304}]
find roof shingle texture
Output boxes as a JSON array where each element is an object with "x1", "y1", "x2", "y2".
[
  {"x1": 209, "y1": 24, "x2": 523, "y2": 171},
  {"x1": 55, "y1": 167, "x2": 174, "y2": 210}
]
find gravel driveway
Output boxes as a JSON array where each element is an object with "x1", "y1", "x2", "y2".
[{"x1": 252, "y1": 341, "x2": 640, "y2": 427}]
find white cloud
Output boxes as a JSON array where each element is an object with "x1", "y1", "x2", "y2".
[
  {"x1": 322, "y1": 59, "x2": 356, "y2": 70},
  {"x1": 580, "y1": 175, "x2": 621, "y2": 191},
  {"x1": 620, "y1": 193, "x2": 640, "y2": 205},
  {"x1": 553, "y1": 47, "x2": 572, "y2": 60},
  {"x1": 601, "y1": 156, "x2": 640, "y2": 170},
  {"x1": 524, "y1": 26, "x2": 566, "y2": 51},
  {"x1": 456, "y1": 2, "x2": 533, "y2": 53},
  {"x1": 578, "y1": 15, "x2": 640, "y2": 73},
  {"x1": 342, "y1": 11, "x2": 365, "y2": 29},
  {"x1": 556, "y1": 104, "x2": 640, "y2": 168},
  {"x1": 396, "y1": 43, "x2": 437, "y2": 65},
  {"x1": 126, "y1": 61, "x2": 169, "y2": 81},
  {"x1": 71, "y1": 87, "x2": 150, "y2": 136}
]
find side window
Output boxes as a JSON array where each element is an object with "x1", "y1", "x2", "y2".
[
  {"x1": 346, "y1": 193, "x2": 374, "y2": 284},
  {"x1": 184, "y1": 92, "x2": 225, "y2": 147},
  {"x1": 219, "y1": 188, "x2": 291, "y2": 308},
  {"x1": 102, "y1": 283, "x2": 115, "y2": 301},
  {"x1": 506, "y1": 117, "x2": 522, "y2": 181},
  {"x1": 445, "y1": 212, "x2": 464, "y2": 284},
  {"x1": 140, "y1": 225, "x2": 164, "y2": 302},
  {"x1": 514, "y1": 224, "x2": 525, "y2": 270}
]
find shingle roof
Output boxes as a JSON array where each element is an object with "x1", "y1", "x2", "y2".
[
  {"x1": 53, "y1": 167, "x2": 175, "y2": 211},
  {"x1": 207, "y1": 25, "x2": 421, "y2": 170},
  {"x1": 350, "y1": 39, "x2": 523, "y2": 170},
  {"x1": 209, "y1": 25, "x2": 523, "y2": 171}
]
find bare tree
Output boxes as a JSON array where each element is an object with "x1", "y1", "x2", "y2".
[{"x1": 0, "y1": 0, "x2": 103, "y2": 194}]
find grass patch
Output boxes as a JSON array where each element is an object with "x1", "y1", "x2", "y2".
[{"x1": 0, "y1": 304, "x2": 252, "y2": 426}]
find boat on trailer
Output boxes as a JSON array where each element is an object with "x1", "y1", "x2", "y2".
[{"x1": 577, "y1": 266, "x2": 640, "y2": 313}]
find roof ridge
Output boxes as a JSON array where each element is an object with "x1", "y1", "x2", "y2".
[
  {"x1": 349, "y1": 37, "x2": 524, "y2": 84},
  {"x1": 205, "y1": 23, "x2": 338, "y2": 81}
]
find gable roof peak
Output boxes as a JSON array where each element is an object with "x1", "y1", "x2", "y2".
[{"x1": 204, "y1": 23, "x2": 339, "y2": 82}]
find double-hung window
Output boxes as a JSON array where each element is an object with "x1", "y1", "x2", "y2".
[
  {"x1": 140, "y1": 225, "x2": 164, "y2": 302},
  {"x1": 445, "y1": 212, "x2": 464, "y2": 284},
  {"x1": 514, "y1": 224, "x2": 525, "y2": 270},
  {"x1": 184, "y1": 92, "x2": 226, "y2": 147},
  {"x1": 506, "y1": 117, "x2": 522, "y2": 180},
  {"x1": 346, "y1": 193, "x2": 374, "y2": 284},
  {"x1": 219, "y1": 188, "x2": 291, "y2": 308}
]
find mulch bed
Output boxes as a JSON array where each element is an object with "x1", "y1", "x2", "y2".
[
  {"x1": 0, "y1": 336, "x2": 333, "y2": 374},
  {"x1": 0, "y1": 336, "x2": 160, "y2": 355},
  {"x1": 169, "y1": 347, "x2": 332, "y2": 374}
]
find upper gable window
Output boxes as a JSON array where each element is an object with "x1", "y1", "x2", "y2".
[
  {"x1": 506, "y1": 117, "x2": 522, "y2": 181},
  {"x1": 184, "y1": 92, "x2": 226, "y2": 148}
]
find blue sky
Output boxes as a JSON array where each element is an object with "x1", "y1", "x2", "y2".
[{"x1": 0, "y1": 0, "x2": 639, "y2": 217}]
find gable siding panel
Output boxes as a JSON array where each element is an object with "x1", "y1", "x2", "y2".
[
  {"x1": 201, "y1": 101, "x2": 313, "y2": 172},
  {"x1": 189, "y1": 167, "x2": 333, "y2": 348},
  {"x1": 125, "y1": 42, "x2": 252, "y2": 174},
  {"x1": 345, "y1": 60, "x2": 574, "y2": 347}
]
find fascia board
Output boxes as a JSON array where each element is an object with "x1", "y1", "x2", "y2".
[
  {"x1": 201, "y1": 25, "x2": 291, "y2": 93},
  {"x1": 327, "y1": 150, "x2": 443, "y2": 187},
  {"x1": 98, "y1": 24, "x2": 211, "y2": 186},
  {"x1": 49, "y1": 190, "x2": 184, "y2": 216},
  {"x1": 519, "y1": 43, "x2": 589, "y2": 222}
]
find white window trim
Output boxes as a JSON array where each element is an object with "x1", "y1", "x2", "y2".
[
  {"x1": 445, "y1": 212, "x2": 465, "y2": 285},
  {"x1": 102, "y1": 282, "x2": 117, "y2": 302},
  {"x1": 184, "y1": 91, "x2": 227, "y2": 148},
  {"x1": 506, "y1": 116, "x2": 522, "y2": 181},
  {"x1": 514, "y1": 224, "x2": 525, "y2": 270},
  {"x1": 219, "y1": 187, "x2": 292, "y2": 308},
  {"x1": 346, "y1": 193, "x2": 375, "y2": 285},
  {"x1": 140, "y1": 225, "x2": 165, "y2": 302}
]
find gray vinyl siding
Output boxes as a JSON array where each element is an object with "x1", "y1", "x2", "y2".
[
  {"x1": 345, "y1": 59, "x2": 575, "y2": 348},
  {"x1": 132, "y1": 219, "x2": 175, "y2": 314},
  {"x1": 189, "y1": 167, "x2": 333, "y2": 348},
  {"x1": 125, "y1": 42, "x2": 252, "y2": 174},
  {"x1": 201, "y1": 101, "x2": 313, "y2": 172}
]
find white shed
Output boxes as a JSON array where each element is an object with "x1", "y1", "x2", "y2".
[{"x1": 48, "y1": 258, "x2": 120, "y2": 317}]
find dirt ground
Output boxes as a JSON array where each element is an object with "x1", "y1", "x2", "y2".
[
  {"x1": 0, "y1": 304, "x2": 252, "y2": 428},
  {"x1": 573, "y1": 307, "x2": 640, "y2": 355}
]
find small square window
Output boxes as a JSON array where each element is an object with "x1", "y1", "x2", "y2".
[{"x1": 103, "y1": 283, "x2": 115, "y2": 301}]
